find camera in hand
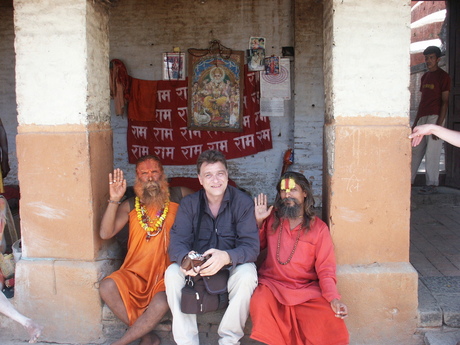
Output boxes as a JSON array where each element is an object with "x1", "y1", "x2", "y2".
[{"x1": 181, "y1": 252, "x2": 210, "y2": 271}]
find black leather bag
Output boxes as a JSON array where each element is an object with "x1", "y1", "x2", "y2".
[{"x1": 181, "y1": 269, "x2": 229, "y2": 314}]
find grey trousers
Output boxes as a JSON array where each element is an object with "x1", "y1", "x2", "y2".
[
  {"x1": 165, "y1": 262, "x2": 258, "y2": 345},
  {"x1": 411, "y1": 115, "x2": 444, "y2": 186}
]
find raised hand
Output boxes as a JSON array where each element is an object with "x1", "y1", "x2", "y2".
[
  {"x1": 108, "y1": 168, "x2": 126, "y2": 202},
  {"x1": 254, "y1": 193, "x2": 273, "y2": 226}
]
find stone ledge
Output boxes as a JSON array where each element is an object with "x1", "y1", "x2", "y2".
[{"x1": 102, "y1": 304, "x2": 262, "y2": 345}]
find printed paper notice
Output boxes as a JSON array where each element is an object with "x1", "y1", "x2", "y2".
[
  {"x1": 260, "y1": 58, "x2": 291, "y2": 100},
  {"x1": 260, "y1": 98, "x2": 285, "y2": 117}
]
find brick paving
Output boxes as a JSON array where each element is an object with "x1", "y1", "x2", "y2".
[
  {"x1": 410, "y1": 191, "x2": 460, "y2": 278},
  {"x1": 411, "y1": 187, "x2": 460, "y2": 345}
]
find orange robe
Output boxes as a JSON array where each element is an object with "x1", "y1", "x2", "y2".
[{"x1": 106, "y1": 202, "x2": 178, "y2": 325}]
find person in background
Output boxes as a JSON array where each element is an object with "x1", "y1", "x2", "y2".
[
  {"x1": 411, "y1": 46, "x2": 451, "y2": 195},
  {"x1": 165, "y1": 150, "x2": 259, "y2": 345},
  {"x1": 410, "y1": 123, "x2": 460, "y2": 148},
  {"x1": 99, "y1": 155, "x2": 179, "y2": 345},
  {"x1": 250, "y1": 172, "x2": 349, "y2": 345}
]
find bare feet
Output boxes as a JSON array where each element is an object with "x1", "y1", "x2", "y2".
[
  {"x1": 24, "y1": 318, "x2": 43, "y2": 343},
  {"x1": 139, "y1": 332, "x2": 160, "y2": 345}
]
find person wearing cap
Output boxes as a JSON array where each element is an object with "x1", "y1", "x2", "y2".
[
  {"x1": 411, "y1": 46, "x2": 451, "y2": 195},
  {"x1": 250, "y1": 172, "x2": 349, "y2": 345}
]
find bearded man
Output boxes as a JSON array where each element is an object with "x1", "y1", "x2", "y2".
[
  {"x1": 99, "y1": 155, "x2": 179, "y2": 345},
  {"x1": 250, "y1": 172, "x2": 349, "y2": 345}
]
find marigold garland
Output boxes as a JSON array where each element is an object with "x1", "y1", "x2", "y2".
[{"x1": 135, "y1": 197, "x2": 170, "y2": 241}]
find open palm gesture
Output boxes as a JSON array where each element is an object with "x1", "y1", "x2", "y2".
[{"x1": 254, "y1": 193, "x2": 273, "y2": 226}]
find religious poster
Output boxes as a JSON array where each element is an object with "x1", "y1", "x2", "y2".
[
  {"x1": 163, "y1": 53, "x2": 186, "y2": 80},
  {"x1": 248, "y1": 48, "x2": 266, "y2": 72},
  {"x1": 187, "y1": 42, "x2": 244, "y2": 132},
  {"x1": 264, "y1": 56, "x2": 280, "y2": 75},
  {"x1": 127, "y1": 67, "x2": 273, "y2": 165},
  {"x1": 260, "y1": 57, "x2": 291, "y2": 100},
  {"x1": 248, "y1": 37, "x2": 266, "y2": 72},
  {"x1": 249, "y1": 36, "x2": 265, "y2": 50}
]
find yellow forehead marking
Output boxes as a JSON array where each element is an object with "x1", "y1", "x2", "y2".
[{"x1": 280, "y1": 178, "x2": 296, "y2": 192}]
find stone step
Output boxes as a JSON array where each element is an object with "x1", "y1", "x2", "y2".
[
  {"x1": 418, "y1": 276, "x2": 460, "y2": 330},
  {"x1": 102, "y1": 304, "x2": 263, "y2": 345},
  {"x1": 424, "y1": 329, "x2": 460, "y2": 345}
]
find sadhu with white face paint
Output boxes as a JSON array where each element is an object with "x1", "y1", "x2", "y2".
[{"x1": 250, "y1": 171, "x2": 349, "y2": 345}]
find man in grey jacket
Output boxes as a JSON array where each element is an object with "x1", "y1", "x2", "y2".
[{"x1": 165, "y1": 150, "x2": 259, "y2": 345}]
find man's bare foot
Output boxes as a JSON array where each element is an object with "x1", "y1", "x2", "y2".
[
  {"x1": 24, "y1": 319, "x2": 43, "y2": 343},
  {"x1": 139, "y1": 331, "x2": 160, "y2": 345}
]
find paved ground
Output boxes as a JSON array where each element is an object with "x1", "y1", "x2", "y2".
[{"x1": 411, "y1": 186, "x2": 460, "y2": 345}]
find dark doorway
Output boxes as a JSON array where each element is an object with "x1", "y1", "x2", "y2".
[{"x1": 445, "y1": 0, "x2": 460, "y2": 188}]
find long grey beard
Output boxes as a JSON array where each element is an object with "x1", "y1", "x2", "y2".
[{"x1": 278, "y1": 198, "x2": 302, "y2": 219}]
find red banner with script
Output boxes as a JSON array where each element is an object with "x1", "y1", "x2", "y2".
[{"x1": 127, "y1": 69, "x2": 272, "y2": 165}]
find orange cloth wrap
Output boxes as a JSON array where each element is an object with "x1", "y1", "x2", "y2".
[{"x1": 106, "y1": 202, "x2": 178, "y2": 325}]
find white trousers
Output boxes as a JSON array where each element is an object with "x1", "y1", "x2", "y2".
[
  {"x1": 165, "y1": 262, "x2": 257, "y2": 345},
  {"x1": 411, "y1": 115, "x2": 444, "y2": 186}
]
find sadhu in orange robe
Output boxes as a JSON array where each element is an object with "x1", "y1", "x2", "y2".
[{"x1": 105, "y1": 201, "x2": 178, "y2": 325}]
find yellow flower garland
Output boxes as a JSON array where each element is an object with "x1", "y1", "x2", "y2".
[{"x1": 135, "y1": 197, "x2": 170, "y2": 239}]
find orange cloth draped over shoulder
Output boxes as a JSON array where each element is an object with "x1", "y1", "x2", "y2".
[{"x1": 105, "y1": 201, "x2": 178, "y2": 325}]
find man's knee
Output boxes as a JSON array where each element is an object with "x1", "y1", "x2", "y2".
[
  {"x1": 150, "y1": 291, "x2": 169, "y2": 310},
  {"x1": 229, "y1": 264, "x2": 258, "y2": 294},
  {"x1": 99, "y1": 278, "x2": 117, "y2": 299},
  {"x1": 165, "y1": 263, "x2": 184, "y2": 285}
]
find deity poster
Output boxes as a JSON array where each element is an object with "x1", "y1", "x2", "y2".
[{"x1": 188, "y1": 47, "x2": 244, "y2": 132}]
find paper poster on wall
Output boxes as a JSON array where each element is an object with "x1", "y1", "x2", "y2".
[
  {"x1": 260, "y1": 57, "x2": 291, "y2": 100},
  {"x1": 260, "y1": 98, "x2": 285, "y2": 117},
  {"x1": 247, "y1": 37, "x2": 266, "y2": 71},
  {"x1": 163, "y1": 53, "x2": 186, "y2": 80},
  {"x1": 264, "y1": 56, "x2": 280, "y2": 75}
]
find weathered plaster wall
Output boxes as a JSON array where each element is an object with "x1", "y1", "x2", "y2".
[
  {"x1": 1, "y1": 0, "x2": 326, "y2": 202},
  {"x1": 293, "y1": 0, "x2": 325, "y2": 195},
  {"x1": 109, "y1": 0, "x2": 325, "y2": 202}
]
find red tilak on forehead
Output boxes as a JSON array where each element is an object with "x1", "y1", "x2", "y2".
[{"x1": 280, "y1": 178, "x2": 296, "y2": 192}]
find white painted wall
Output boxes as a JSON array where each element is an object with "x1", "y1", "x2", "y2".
[
  {"x1": 14, "y1": 0, "x2": 91, "y2": 126},
  {"x1": 326, "y1": 0, "x2": 411, "y2": 119}
]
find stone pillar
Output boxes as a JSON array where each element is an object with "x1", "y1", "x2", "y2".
[
  {"x1": 13, "y1": 0, "x2": 113, "y2": 342},
  {"x1": 322, "y1": 1, "x2": 418, "y2": 344}
]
